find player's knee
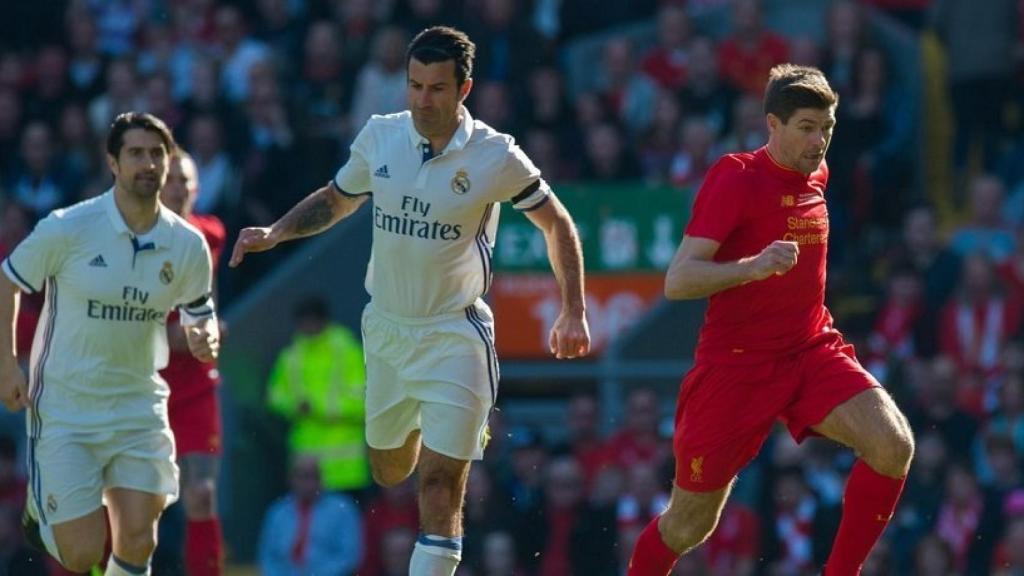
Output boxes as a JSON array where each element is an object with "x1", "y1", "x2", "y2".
[
  {"x1": 371, "y1": 461, "x2": 413, "y2": 488},
  {"x1": 418, "y1": 468, "x2": 460, "y2": 507},
  {"x1": 184, "y1": 480, "x2": 216, "y2": 518},
  {"x1": 865, "y1": 428, "x2": 915, "y2": 477},
  {"x1": 59, "y1": 542, "x2": 106, "y2": 573},
  {"x1": 116, "y1": 528, "x2": 158, "y2": 562},
  {"x1": 659, "y1": 506, "x2": 718, "y2": 553}
]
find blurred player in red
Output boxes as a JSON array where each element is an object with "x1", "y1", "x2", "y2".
[
  {"x1": 627, "y1": 64, "x2": 914, "y2": 576},
  {"x1": 159, "y1": 149, "x2": 225, "y2": 576}
]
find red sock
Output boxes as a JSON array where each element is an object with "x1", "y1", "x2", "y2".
[
  {"x1": 825, "y1": 460, "x2": 905, "y2": 576},
  {"x1": 627, "y1": 516, "x2": 680, "y2": 576},
  {"x1": 186, "y1": 517, "x2": 224, "y2": 576}
]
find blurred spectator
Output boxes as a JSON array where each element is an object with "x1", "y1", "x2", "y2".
[
  {"x1": 471, "y1": 81, "x2": 517, "y2": 135},
  {"x1": 267, "y1": 296, "x2": 369, "y2": 494},
  {"x1": 258, "y1": 455, "x2": 364, "y2": 575},
  {"x1": 939, "y1": 253, "x2": 1022, "y2": 378},
  {"x1": 466, "y1": 0, "x2": 549, "y2": 85},
  {"x1": 891, "y1": 430, "x2": 948, "y2": 573},
  {"x1": 906, "y1": 356, "x2": 978, "y2": 458},
  {"x1": 556, "y1": 393, "x2": 608, "y2": 485},
  {"x1": 669, "y1": 116, "x2": 717, "y2": 188},
  {"x1": 238, "y1": 72, "x2": 299, "y2": 225},
  {"x1": 6, "y1": 121, "x2": 78, "y2": 219},
  {"x1": 993, "y1": 516, "x2": 1024, "y2": 574},
  {"x1": 86, "y1": 0, "x2": 145, "y2": 57},
  {"x1": 142, "y1": 72, "x2": 185, "y2": 132},
  {"x1": 349, "y1": 26, "x2": 408, "y2": 129},
  {"x1": 984, "y1": 374, "x2": 1024, "y2": 456},
  {"x1": 25, "y1": 45, "x2": 70, "y2": 127},
  {"x1": 679, "y1": 37, "x2": 737, "y2": 138},
  {"x1": 462, "y1": 467, "x2": 517, "y2": 572},
  {"x1": 638, "y1": 90, "x2": 683, "y2": 184},
  {"x1": 933, "y1": 0, "x2": 1017, "y2": 172},
  {"x1": 701, "y1": 501, "x2": 761, "y2": 576},
  {"x1": 864, "y1": 268, "x2": 923, "y2": 379},
  {"x1": 186, "y1": 113, "x2": 237, "y2": 219},
  {"x1": 914, "y1": 533, "x2": 958, "y2": 575},
  {"x1": 523, "y1": 127, "x2": 574, "y2": 184},
  {"x1": 293, "y1": 20, "x2": 353, "y2": 187},
  {"x1": 763, "y1": 467, "x2": 836, "y2": 575},
  {"x1": 88, "y1": 57, "x2": 145, "y2": 136},
  {"x1": 557, "y1": 0, "x2": 656, "y2": 41},
  {"x1": 0, "y1": 88, "x2": 22, "y2": 176},
  {"x1": 254, "y1": 0, "x2": 307, "y2": 74},
  {"x1": 641, "y1": 5, "x2": 694, "y2": 91},
  {"x1": 950, "y1": 174, "x2": 1016, "y2": 264},
  {"x1": 580, "y1": 122, "x2": 643, "y2": 182},
  {"x1": 477, "y1": 530, "x2": 527, "y2": 576},
  {"x1": 329, "y1": 0, "x2": 379, "y2": 75},
  {"x1": 935, "y1": 462, "x2": 988, "y2": 572},
  {"x1": 521, "y1": 66, "x2": 578, "y2": 148},
  {"x1": 718, "y1": 94, "x2": 767, "y2": 154},
  {"x1": 180, "y1": 56, "x2": 234, "y2": 131},
  {"x1": 214, "y1": 5, "x2": 272, "y2": 104},
  {"x1": 500, "y1": 427, "x2": 548, "y2": 514},
  {"x1": 392, "y1": 0, "x2": 461, "y2": 37},
  {"x1": 717, "y1": 0, "x2": 790, "y2": 96},
  {"x1": 65, "y1": 7, "x2": 106, "y2": 102},
  {"x1": 862, "y1": 0, "x2": 932, "y2": 31},
  {"x1": 359, "y1": 479, "x2": 418, "y2": 576},
  {"x1": 517, "y1": 456, "x2": 618, "y2": 576},
  {"x1": 378, "y1": 527, "x2": 416, "y2": 576},
  {"x1": 821, "y1": 0, "x2": 871, "y2": 98},
  {"x1": 56, "y1": 103, "x2": 101, "y2": 197},
  {"x1": 137, "y1": 19, "x2": 198, "y2": 101},
  {"x1": 601, "y1": 388, "x2": 671, "y2": 472},
  {"x1": 788, "y1": 36, "x2": 823, "y2": 69},
  {"x1": 598, "y1": 38, "x2": 658, "y2": 135},
  {"x1": 616, "y1": 463, "x2": 669, "y2": 538}
]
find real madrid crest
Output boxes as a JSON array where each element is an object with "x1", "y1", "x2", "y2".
[
  {"x1": 451, "y1": 169, "x2": 471, "y2": 195},
  {"x1": 160, "y1": 261, "x2": 174, "y2": 285}
]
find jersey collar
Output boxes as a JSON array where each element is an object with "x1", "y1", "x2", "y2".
[
  {"x1": 102, "y1": 189, "x2": 173, "y2": 248},
  {"x1": 406, "y1": 105, "x2": 474, "y2": 155}
]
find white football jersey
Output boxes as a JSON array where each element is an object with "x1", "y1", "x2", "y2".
[
  {"x1": 2, "y1": 191, "x2": 215, "y2": 436},
  {"x1": 334, "y1": 108, "x2": 549, "y2": 318}
]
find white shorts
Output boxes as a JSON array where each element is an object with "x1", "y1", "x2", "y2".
[
  {"x1": 362, "y1": 300, "x2": 498, "y2": 461},
  {"x1": 27, "y1": 426, "x2": 179, "y2": 529}
]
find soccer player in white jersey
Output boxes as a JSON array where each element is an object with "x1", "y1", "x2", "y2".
[
  {"x1": 231, "y1": 26, "x2": 590, "y2": 576},
  {"x1": 0, "y1": 112, "x2": 220, "y2": 576}
]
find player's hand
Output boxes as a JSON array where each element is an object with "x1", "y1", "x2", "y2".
[
  {"x1": 229, "y1": 227, "x2": 279, "y2": 268},
  {"x1": 0, "y1": 361, "x2": 28, "y2": 412},
  {"x1": 185, "y1": 322, "x2": 220, "y2": 363},
  {"x1": 549, "y1": 310, "x2": 591, "y2": 360},
  {"x1": 748, "y1": 240, "x2": 799, "y2": 281}
]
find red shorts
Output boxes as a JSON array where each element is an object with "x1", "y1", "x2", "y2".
[
  {"x1": 673, "y1": 339, "x2": 879, "y2": 492},
  {"x1": 169, "y1": 388, "x2": 223, "y2": 456}
]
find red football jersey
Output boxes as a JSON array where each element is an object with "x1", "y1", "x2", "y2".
[
  {"x1": 685, "y1": 146, "x2": 839, "y2": 364},
  {"x1": 161, "y1": 214, "x2": 226, "y2": 405}
]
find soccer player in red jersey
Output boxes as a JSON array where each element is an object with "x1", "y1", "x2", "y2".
[
  {"x1": 627, "y1": 64, "x2": 914, "y2": 576},
  {"x1": 159, "y1": 149, "x2": 225, "y2": 576}
]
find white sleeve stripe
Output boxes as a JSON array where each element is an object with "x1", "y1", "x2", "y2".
[
  {"x1": 514, "y1": 189, "x2": 551, "y2": 212},
  {"x1": 2, "y1": 259, "x2": 37, "y2": 293}
]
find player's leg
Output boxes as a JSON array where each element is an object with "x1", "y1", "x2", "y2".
[
  {"x1": 180, "y1": 453, "x2": 223, "y2": 576},
  {"x1": 812, "y1": 388, "x2": 913, "y2": 576},
  {"x1": 102, "y1": 427, "x2": 179, "y2": 575},
  {"x1": 410, "y1": 446, "x2": 471, "y2": 576},
  {"x1": 26, "y1": 435, "x2": 108, "y2": 572},
  {"x1": 789, "y1": 343, "x2": 913, "y2": 576},
  {"x1": 628, "y1": 361, "x2": 793, "y2": 576},
  {"x1": 104, "y1": 487, "x2": 167, "y2": 575},
  {"x1": 369, "y1": 429, "x2": 422, "y2": 486}
]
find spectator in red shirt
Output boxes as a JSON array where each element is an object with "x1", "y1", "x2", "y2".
[
  {"x1": 602, "y1": 388, "x2": 671, "y2": 472},
  {"x1": 717, "y1": 0, "x2": 789, "y2": 95},
  {"x1": 641, "y1": 5, "x2": 693, "y2": 91}
]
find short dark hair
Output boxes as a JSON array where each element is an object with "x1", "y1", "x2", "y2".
[
  {"x1": 293, "y1": 296, "x2": 329, "y2": 321},
  {"x1": 106, "y1": 112, "x2": 175, "y2": 158},
  {"x1": 763, "y1": 64, "x2": 838, "y2": 123},
  {"x1": 406, "y1": 26, "x2": 475, "y2": 86}
]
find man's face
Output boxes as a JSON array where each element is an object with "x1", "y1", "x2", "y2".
[
  {"x1": 108, "y1": 128, "x2": 169, "y2": 199},
  {"x1": 407, "y1": 58, "x2": 471, "y2": 139},
  {"x1": 768, "y1": 106, "x2": 835, "y2": 175},
  {"x1": 160, "y1": 155, "x2": 199, "y2": 217}
]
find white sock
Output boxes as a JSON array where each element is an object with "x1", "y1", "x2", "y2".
[
  {"x1": 409, "y1": 534, "x2": 462, "y2": 576},
  {"x1": 105, "y1": 555, "x2": 151, "y2": 576}
]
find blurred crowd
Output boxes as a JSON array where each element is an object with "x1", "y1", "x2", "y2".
[{"x1": 1, "y1": 0, "x2": 1024, "y2": 574}]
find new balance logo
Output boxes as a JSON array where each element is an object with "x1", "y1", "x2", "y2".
[
  {"x1": 88, "y1": 255, "x2": 107, "y2": 268},
  {"x1": 374, "y1": 165, "x2": 390, "y2": 178}
]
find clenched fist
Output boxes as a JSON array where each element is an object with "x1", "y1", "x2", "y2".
[{"x1": 747, "y1": 240, "x2": 799, "y2": 281}]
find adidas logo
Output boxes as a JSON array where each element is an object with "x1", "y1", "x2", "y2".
[
  {"x1": 373, "y1": 165, "x2": 390, "y2": 178},
  {"x1": 88, "y1": 255, "x2": 107, "y2": 268}
]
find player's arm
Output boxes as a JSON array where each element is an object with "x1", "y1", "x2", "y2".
[
  {"x1": 229, "y1": 183, "x2": 368, "y2": 267},
  {"x1": 524, "y1": 194, "x2": 591, "y2": 359},
  {"x1": 664, "y1": 236, "x2": 799, "y2": 300},
  {"x1": 0, "y1": 273, "x2": 27, "y2": 411}
]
